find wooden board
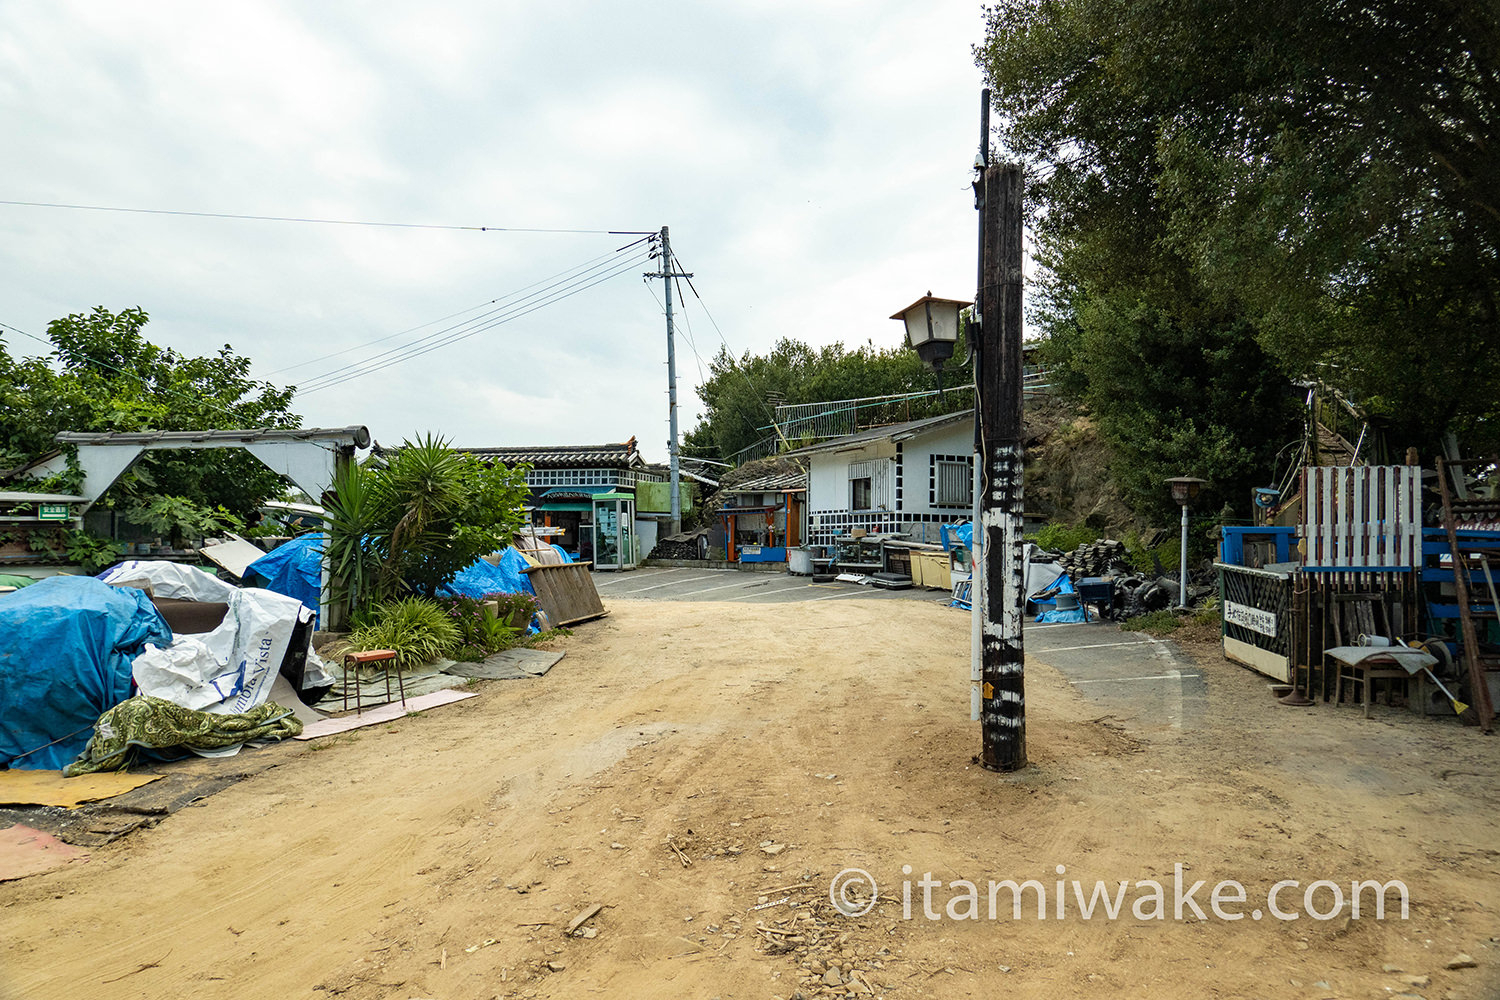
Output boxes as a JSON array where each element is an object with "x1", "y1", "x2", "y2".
[{"x1": 522, "y1": 561, "x2": 607, "y2": 626}]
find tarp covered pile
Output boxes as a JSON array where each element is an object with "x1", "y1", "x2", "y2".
[{"x1": 1, "y1": 562, "x2": 322, "y2": 774}]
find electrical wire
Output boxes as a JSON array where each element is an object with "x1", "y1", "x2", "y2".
[
  {"x1": 294, "y1": 251, "x2": 653, "y2": 396},
  {"x1": 0, "y1": 198, "x2": 654, "y2": 235},
  {"x1": 265, "y1": 235, "x2": 654, "y2": 378},
  {"x1": 290, "y1": 245, "x2": 655, "y2": 390}
]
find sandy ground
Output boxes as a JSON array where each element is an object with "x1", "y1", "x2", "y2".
[{"x1": 2, "y1": 598, "x2": 1498, "y2": 1000}]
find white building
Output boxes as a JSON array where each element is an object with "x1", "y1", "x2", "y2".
[{"x1": 781, "y1": 410, "x2": 975, "y2": 546}]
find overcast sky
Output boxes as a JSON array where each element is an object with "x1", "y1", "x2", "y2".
[{"x1": 0, "y1": 2, "x2": 991, "y2": 463}]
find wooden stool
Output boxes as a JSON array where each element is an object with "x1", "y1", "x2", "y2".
[{"x1": 342, "y1": 649, "x2": 404, "y2": 714}]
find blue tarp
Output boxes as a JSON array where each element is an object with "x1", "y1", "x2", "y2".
[
  {"x1": 1034, "y1": 574, "x2": 1089, "y2": 623},
  {"x1": 438, "y1": 548, "x2": 536, "y2": 598},
  {"x1": 0, "y1": 576, "x2": 173, "y2": 770},
  {"x1": 244, "y1": 534, "x2": 323, "y2": 625}
]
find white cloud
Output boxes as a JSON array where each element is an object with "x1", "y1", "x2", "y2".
[{"x1": 0, "y1": 1, "x2": 993, "y2": 462}]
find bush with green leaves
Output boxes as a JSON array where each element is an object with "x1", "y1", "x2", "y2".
[
  {"x1": 434, "y1": 595, "x2": 520, "y2": 658},
  {"x1": 324, "y1": 435, "x2": 531, "y2": 615},
  {"x1": 1030, "y1": 521, "x2": 1099, "y2": 554},
  {"x1": 344, "y1": 597, "x2": 461, "y2": 672}
]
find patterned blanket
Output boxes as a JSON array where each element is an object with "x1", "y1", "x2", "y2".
[{"x1": 64, "y1": 696, "x2": 303, "y2": 776}]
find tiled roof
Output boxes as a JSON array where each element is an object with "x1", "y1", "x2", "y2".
[
  {"x1": 462, "y1": 439, "x2": 641, "y2": 468},
  {"x1": 726, "y1": 471, "x2": 806, "y2": 493}
]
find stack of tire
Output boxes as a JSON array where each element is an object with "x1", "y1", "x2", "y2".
[{"x1": 1056, "y1": 539, "x2": 1128, "y2": 580}]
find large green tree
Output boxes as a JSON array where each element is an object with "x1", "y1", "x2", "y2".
[
  {"x1": 979, "y1": 0, "x2": 1499, "y2": 514},
  {"x1": 0, "y1": 306, "x2": 300, "y2": 519},
  {"x1": 686, "y1": 335, "x2": 972, "y2": 461}
]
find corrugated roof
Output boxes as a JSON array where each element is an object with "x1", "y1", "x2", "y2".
[{"x1": 778, "y1": 409, "x2": 974, "y2": 458}]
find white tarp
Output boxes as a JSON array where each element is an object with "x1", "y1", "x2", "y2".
[
  {"x1": 132, "y1": 588, "x2": 308, "y2": 716},
  {"x1": 1023, "y1": 544, "x2": 1068, "y2": 600},
  {"x1": 100, "y1": 560, "x2": 238, "y2": 602}
]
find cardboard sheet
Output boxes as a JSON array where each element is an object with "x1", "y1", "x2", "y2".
[
  {"x1": 0, "y1": 824, "x2": 89, "y2": 881},
  {"x1": 0, "y1": 769, "x2": 163, "y2": 809},
  {"x1": 444, "y1": 648, "x2": 564, "y2": 680},
  {"x1": 295, "y1": 689, "x2": 477, "y2": 740}
]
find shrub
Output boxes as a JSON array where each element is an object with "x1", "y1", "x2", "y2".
[
  {"x1": 433, "y1": 594, "x2": 520, "y2": 657},
  {"x1": 345, "y1": 597, "x2": 461, "y2": 671},
  {"x1": 1031, "y1": 521, "x2": 1098, "y2": 554}
]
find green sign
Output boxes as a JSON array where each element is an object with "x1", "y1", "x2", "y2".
[{"x1": 37, "y1": 504, "x2": 70, "y2": 521}]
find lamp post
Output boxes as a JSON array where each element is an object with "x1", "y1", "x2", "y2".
[{"x1": 1165, "y1": 477, "x2": 1205, "y2": 608}]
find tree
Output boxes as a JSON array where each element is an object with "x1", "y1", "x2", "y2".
[
  {"x1": 978, "y1": 0, "x2": 1500, "y2": 486},
  {"x1": 686, "y1": 334, "x2": 972, "y2": 461},
  {"x1": 326, "y1": 436, "x2": 531, "y2": 609},
  {"x1": 0, "y1": 306, "x2": 300, "y2": 521}
]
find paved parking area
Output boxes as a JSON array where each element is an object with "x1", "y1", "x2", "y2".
[
  {"x1": 590, "y1": 566, "x2": 947, "y2": 605},
  {"x1": 593, "y1": 568, "x2": 1206, "y2": 728}
]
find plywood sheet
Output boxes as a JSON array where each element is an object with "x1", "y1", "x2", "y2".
[
  {"x1": 295, "y1": 689, "x2": 477, "y2": 740},
  {"x1": 0, "y1": 769, "x2": 163, "y2": 809},
  {"x1": 523, "y1": 562, "x2": 606, "y2": 626}
]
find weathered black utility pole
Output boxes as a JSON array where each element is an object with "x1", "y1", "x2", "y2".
[{"x1": 977, "y1": 161, "x2": 1027, "y2": 772}]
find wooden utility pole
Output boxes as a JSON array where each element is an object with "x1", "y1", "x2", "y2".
[{"x1": 977, "y1": 162, "x2": 1027, "y2": 771}]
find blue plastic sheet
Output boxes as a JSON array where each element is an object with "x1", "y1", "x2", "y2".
[
  {"x1": 244, "y1": 534, "x2": 323, "y2": 625},
  {"x1": 1034, "y1": 574, "x2": 1089, "y2": 623},
  {"x1": 438, "y1": 548, "x2": 536, "y2": 598},
  {"x1": 0, "y1": 575, "x2": 173, "y2": 770}
]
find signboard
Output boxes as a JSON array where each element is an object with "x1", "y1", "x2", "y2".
[
  {"x1": 37, "y1": 504, "x2": 70, "y2": 521},
  {"x1": 1224, "y1": 600, "x2": 1277, "y2": 638},
  {"x1": 741, "y1": 545, "x2": 762, "y2": 556}
]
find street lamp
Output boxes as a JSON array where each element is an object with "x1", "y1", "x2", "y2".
[
  {"x1": 1165, "y1": 476, "x2": 1206, "y2": 608},
  {"x1": 891, "y1": 293, "x2": 973, "y2": 372}
]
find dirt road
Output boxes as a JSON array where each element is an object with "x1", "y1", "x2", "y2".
[{"x1": 3, "y1": 598, "x2": 1497, "y2": 999}]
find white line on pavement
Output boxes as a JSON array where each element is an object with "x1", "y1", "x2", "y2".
[
  {"x1": 1068, "y1": 673, "x2": 1202, "y2": 684},
  {"x1": 610, "y1": 573, "x2": 724, "y2": 594},
  {"x1": 673, "y1": 578, "x2": 777, "y2": 597},
  {"x1": 1032, "y1": 640, "x2": 1153, "y2": 654},
  {"x1": 724, "y1": 582, "x2": 821, "y2": 601}
]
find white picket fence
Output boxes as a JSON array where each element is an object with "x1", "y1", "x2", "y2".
[{"x1": 1301, "y1": 465, "x2": 1421, "y2": 570}]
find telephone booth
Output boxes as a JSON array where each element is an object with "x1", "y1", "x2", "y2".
[{"x1": 590, "y1": 491, "x2": 637, "y2": 570}]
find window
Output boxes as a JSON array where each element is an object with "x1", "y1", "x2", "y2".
[
  {"x1": 931, "y1": 455, "x2": 973, "y2": 507},
  {"x1": 851, "y1": 477, "x2": 873, "y2": 510}
]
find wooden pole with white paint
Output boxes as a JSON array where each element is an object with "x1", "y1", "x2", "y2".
[{"x1": 977, "y1": 162, "x2": 1027, "y2": 772}]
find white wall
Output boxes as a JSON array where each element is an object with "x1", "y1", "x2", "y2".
[{"x1": 806, "y1": 421, "x2": 975, "y2": 545}]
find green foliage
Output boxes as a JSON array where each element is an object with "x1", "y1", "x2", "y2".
[
  {"x1": 685, "y1": 333, "x2": 973, "y2": 460},
  {"x1": 434, "y1": 595, "x2": 521, "y2": 656},
  {"x1": 63, "y1": 529, "x2": 123, "y2": 574},
  {"x1": 0, "y1": 306, "x2": 300, "y2": 518},
  {"x1": 489, "y1": 591, "x2": 540, "y2": 627},
  {"x1": 326, "y1": 436, "x2": 531, "y2": 609},
  {"x1": 125, "y1": 495, "x2": 244, "y2": 544},
  {"x1": 977, "y1": 0, "x2": 1499, "y2": 473},
  {"x1": 1030, "y1": 521, "x2": 1098, "y2": 553},
  {"x1": 344, "y1": 597, "x2": 462, "y2": 672}
]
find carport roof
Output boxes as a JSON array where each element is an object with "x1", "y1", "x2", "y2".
[{"x1": 778, "y1": 409, "x2": 974, "y2": 458}]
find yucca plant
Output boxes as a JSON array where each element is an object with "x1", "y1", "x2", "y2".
[{"x1": 344, "y1": 597, "x2": 461, "y2": 671}]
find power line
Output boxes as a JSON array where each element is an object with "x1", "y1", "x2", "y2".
[
  {"x1": 295, "y1": 251, "x2": 654, "y2": 396},
  {"x1": 0, "y1": 198, "x2": 655, "y2": 235},
  {"x1": 293, "y1": 249, "x2": 652, "y2": 394},
  {"x1": 265, "y1": 234, "x2": 655, "y2": 378}
]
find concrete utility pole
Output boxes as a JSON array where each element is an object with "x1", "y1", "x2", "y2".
[
  {"x1": 647, "y1": 227, "x2": 692, "y2": 534},
  {"x1": 977, "y1": 162, "x2": 1027, "y2": 772}
]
